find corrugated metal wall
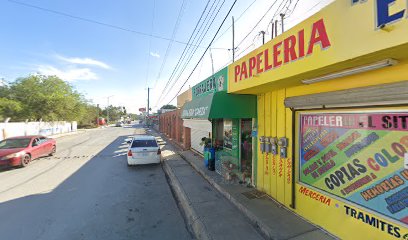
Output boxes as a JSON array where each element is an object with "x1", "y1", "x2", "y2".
[{"x1": 190, "y1": 128, "x2": 209, "y2": 154}]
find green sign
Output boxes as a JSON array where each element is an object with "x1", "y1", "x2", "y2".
[
  {"x1": 223, "y1": 119, "x2": 239, "y2": 157},
  {"x1": 192, "y1": 67, "x2": 227, "y2": 99},
  {"x1": 223, "y1": 119, "x2": 233, "y2": 149},
  {"x1": 231, "y1": 119, "x2": 239, "y2": 155}
]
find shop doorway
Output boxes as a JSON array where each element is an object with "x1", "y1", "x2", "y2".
[{"x1": 240, "y1": 119, "x2": 252, "y2": 181}]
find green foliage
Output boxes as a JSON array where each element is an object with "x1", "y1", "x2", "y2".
[
  {"x1": 0, "y1": 97, "x2": 22, "y2": 119},
  {"x1": 0, "y1": 75, "x2": 130, "y2": 125},
  {"x1": 128, "y1": 113, "x2": 140, "y2": 120},
  {"x1": 3, "y1": 75, "x2": 84, "y2": 121},
  {"x1": 100, "y1": 105, "x2": 125, "y2": 123},
  {"x1": 0, "y1": 75, "x2": 95, "y2": 124},
  {"x1": 160, "y1": 104, "x2": 177, "y2": 109}
]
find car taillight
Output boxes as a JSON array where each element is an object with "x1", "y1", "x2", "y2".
[
  {"x1": 127, "y1": 150, "x2": 132, "y2": 156},
  {"x1": 157, "y1": 149, "x2": 161, "y2": 155}
]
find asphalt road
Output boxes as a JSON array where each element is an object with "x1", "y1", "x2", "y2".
[{"x1": 0, "y1": 124, "x2": 192, "y2": 240}]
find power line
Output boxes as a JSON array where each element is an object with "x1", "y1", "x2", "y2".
[
  {"x1": 264, "y1": 0, "x2": 291, "y2": 36},
  {"x1": 285, "y1": 0, "x2": 300, "y2": 17},
  {"x1": 6, "y1": 0, "x2": 227, "y2": 50},
  {"x1": 160, "y1": 0, "x2": 225, "y2": 103},
  {"x1": 155, "y1": 0, "x2": 212, "y2": 106},
  {"x1": 161, "y1": 0, "x2": 226, "y2": 102},
  {"x1": 236, "y1": 0, "x2": 290, "y2": 58},
  {"x1": 285, "y1": 0, "x2": 325, "y2": 26},
  {"x1": 213, "y1": 0, "x2": 258, "y2": 43},
  {"x1": 236, "y1": 42, "x2": 255, "y2": 59},
  {"x1": 153, "y1": 0, "x2": 187, "y2": 89},
  {"x1": 235, "y1": 0, "x2": 280, "y2": 48},
  {"x1": 167, "y1": 0, "x2": 221, "y2": 87},
  {"x1": 166, "y1": 0, "x2": 238, "y2": 105}
]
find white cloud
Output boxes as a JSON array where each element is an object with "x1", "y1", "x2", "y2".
[
  {"x1": 36, "y1": 65, "x2": 98, "y2": 82},
  {"x1": 57, "y1": 55, "x2": 112, "y2": 69},
  {"x1": 150, "y1": 52, "x2": 160, "y2": 58}
]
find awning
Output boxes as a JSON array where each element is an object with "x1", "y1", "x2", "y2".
[{"x1": 181, "y1": 92, "x2": 257, "y2": 119}]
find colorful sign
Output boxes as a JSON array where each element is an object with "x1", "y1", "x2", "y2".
[
  {"x1": 299, "y1": 112, "x2": 408, "y2": 226},
  {"x1": 223, "y1": 119, "x2": 239, "y2": 151},
  {"x1": 223, "y1": 120, "x2": 232, "y2": 149},
  {"x1": 233, "y1": 18, "x2": 331, "y2": 83},
  {"x1": 227, "y1": 0, "x2": 408, "y2": 93},
  {"x1": 192, "y1": 67, "x2": 227, "y2": 99},
  {"x1": 352, "y1": 0, "x2": 408, "y2": 28}
]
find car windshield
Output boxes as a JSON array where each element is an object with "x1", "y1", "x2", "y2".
[
  {"x1": 131, "y1": 140, "x2": 158, "y2": 148},
  {"x1": 0, "y1": 138, "x2": 31, "y2": 149}
]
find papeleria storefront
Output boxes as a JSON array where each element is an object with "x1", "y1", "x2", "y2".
[{"x1": 227, "y1": 0, "x2": 408, "y2": 239}]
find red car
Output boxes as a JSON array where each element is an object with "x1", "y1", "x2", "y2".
[{"x1": 0, "y1": 136, "x2": 56, "y2": 167}]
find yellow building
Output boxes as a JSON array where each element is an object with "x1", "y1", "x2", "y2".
[{"x1": 227, "y1": 1, "x2": 408, "y2": 239}]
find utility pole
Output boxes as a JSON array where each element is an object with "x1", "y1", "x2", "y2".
[
  {"x1": 147, "y1": 87, "x2": 150, "y2": 117},
  {"x1": 280, "y1": 13, "x2": 285, "y2": 33},
  {"x1": 275, "y1": 19, "x2": 278, "y2": 37},
  {"x1": 232, "y1": 16, "x2": 235, "y2": 62},
  {"x1": 260, "y1": 31, "x2": 265, "y2": 45},
  {"x1": 271, "y1": 20, "x2": 275, "y2": 39},
  {"x1": 209, "y1": 48, "x2": 214, "y2": 74},
  {"x1": 106, "y1": 95, "x2": 113, "y2": 124}
]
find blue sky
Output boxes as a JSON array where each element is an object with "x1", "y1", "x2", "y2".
[{"x1": 0, "y1": 0, "x2": 332, "y2": 113}]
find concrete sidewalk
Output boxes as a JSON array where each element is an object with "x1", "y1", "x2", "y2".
[
  {"x1": 178, "y1": 150, "x2": 337, "y2": 240},
  {"x1": 155, "y1": 129, "x2": 338, "y2": 240},
  {"x1": 156, "y1": 136, "x2": 264, "y2": 239}
]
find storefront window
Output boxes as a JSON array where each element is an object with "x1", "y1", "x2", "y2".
[
  {"x1": 213, "y1": 119, "x2": 224, "y2": 149},
  {"x1": 299, "y1": 111, "x2": 408, "y2": 225},
  {"x1": 224, "y1": 120, "x2": 232, "y2": 149},
  {"x1": 241, "y1": 119, "x2": 252, "y2": 173}
]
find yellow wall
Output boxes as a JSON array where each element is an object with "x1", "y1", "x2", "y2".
[
  {"x1": 177, "y1": 88, "x2": 192, "y2": 108},
  {"x1": 228, "y1": 0, "x2": 408, "y2": 238},
  {"x1": 228, "y1": 0, "x2": 408, "y2": 95},
  {"x1": 254, "y1": 64, "x2": 408, "y2": 239}
]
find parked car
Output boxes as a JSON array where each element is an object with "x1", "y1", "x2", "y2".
[
  {"x1": 115, "y1": 122, "x2": 124, "y2": 127},
  {"x1": 127, "y1": 135, "x2": 161, "y2": 165},
  {"x1": 0, "y1": 136, "x2": 56, "y2": 167}
]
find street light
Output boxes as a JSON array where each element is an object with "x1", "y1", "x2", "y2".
[{"x1": 106, "y1": 95, "x2": 114, "y2": 124}]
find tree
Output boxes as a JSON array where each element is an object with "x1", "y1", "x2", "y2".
[
  {"x1": 100, "y1": 105, "x2": 124, "y2": 123},
  {"x1": 160, "y1": 104, "x2": 177, "y2": 109},
  {"x1": 0, "y1": 75, "x2": 100, "y2": 124},
  {"x1": 0, "y1": 97, "x2": 22, "y2": 120},
  {"x1": 4, "y1": 75, "x2": 84, "y2": 121},
  {"x1": 0, "y1": 74, "x2": 125, "y2": 127}
]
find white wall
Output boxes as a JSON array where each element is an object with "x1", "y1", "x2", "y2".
[{"x1": 0, "y1": 121, "x2": 77, "y2": 141}]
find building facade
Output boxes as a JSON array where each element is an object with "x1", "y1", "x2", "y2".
[
  {"x1": 159, "y1": 109, "x2": 191, "y2": 150},
  {"x1": 159, "y1": 89, "x2": 192, "y2": 150},
  {"x1": 182, "y1": 67, "x2": 257, "y2": 183},
  {"x1": 227, "y1": 1, "x2": 408, "y2": 239}
]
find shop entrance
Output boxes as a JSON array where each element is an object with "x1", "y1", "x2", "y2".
[{"x1": 240, "y1": 119, "x2": 252, "y2": 182}]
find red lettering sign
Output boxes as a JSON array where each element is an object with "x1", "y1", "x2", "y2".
[{"x1": 233, "y1": 18, "x2": 331, "y2": 83}]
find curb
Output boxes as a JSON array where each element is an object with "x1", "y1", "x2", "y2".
[
  {"x1": 162, "y1": 161, "x2": 211, "y2": 240},
  {"x1": 177, "y1": 152, "x2": 273, "y2": 240}
]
